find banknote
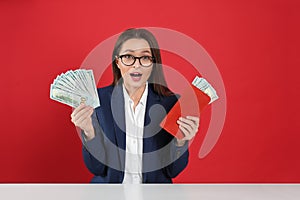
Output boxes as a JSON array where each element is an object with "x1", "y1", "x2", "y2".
[
  {"x1": 50, "y1": 69, "x2": 100, "y2": 108},
  {"x1": 192, "y1": 76, "x2": 219, "y2": 104}
]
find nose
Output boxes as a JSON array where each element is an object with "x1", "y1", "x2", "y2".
[{"x1": 132, "y1": 58, "x2": 141, "y2": 68}]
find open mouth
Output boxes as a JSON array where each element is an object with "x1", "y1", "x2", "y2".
[
  {"x1": 129, "y1": 72, "x2": 142, "y2": 82},
  {"x1": 130, "y1": 72, "x2": 142, "y2": 77}
]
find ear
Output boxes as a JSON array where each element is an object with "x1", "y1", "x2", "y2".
[{"x1": 115, "y1": 56, "x2": 120, "y2": 68}]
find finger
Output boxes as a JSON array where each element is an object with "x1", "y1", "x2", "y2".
[
  {"x1": 178, "y1": 117, "x2": 197, "y2": 130},
  {"x1": 177, "y1": 118, "x2": 199, "y2": 140},
  {"x1": 75, "y1": 108, "x2": 94, "y2": 125},
  {"x1": 71, "y1": 103, "x2": 86, "y2": 118},
  {"x1": 178, "y1": 124, "x2": 191, "y2": 140},
  {"x1": 180, "y1": 116, "x2": 199, "y2": 128},
  {"x1": 177, "y1": 119, "x2": 193, "y2": 134},
  {"x1": 72, "y1": 107, "x2": 87, "y2": 123},
  {"x1": 75, "y1": 116, "x2": 91, "y2": 129},
  {"x1": 186, "y1": 116, "x2": 200, "y2": 126},
  {"x1": 73, "y1": 107, "x2": 94, "y2": 124},
  {"x1": 179, "y1": 124, "x2": 195, "y2": 141},
  {"x1": 179, "y1": 117, "x2": 199, "y2": 130},
  {"x1": 72, "y1": 106, "x2": 93, "y2": 123}
]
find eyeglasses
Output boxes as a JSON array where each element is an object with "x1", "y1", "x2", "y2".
[{"x1": 117, "y1": 54, "x2": 155, "y2": 67}]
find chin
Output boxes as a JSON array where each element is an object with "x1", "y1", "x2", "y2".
[
  {"x1": 125, "y1": 79, "x2": 146, "y2": 89},
  {"x1": 131, "y1": 81, "x2": 145, "y2": 89}
]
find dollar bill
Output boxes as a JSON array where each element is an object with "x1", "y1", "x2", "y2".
[
  {"x1": 192, "y1": 76, "x2": 219, "y2": 104},
  {"x1": 50, "y1": 69, "x2": 100, "y2": 108}
]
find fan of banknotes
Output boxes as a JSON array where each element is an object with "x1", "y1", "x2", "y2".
[
  {"x1": 50, "y1": 69, "x2": 100, "y2": 108},
  {"x1": 192, "y1": 76, "x2": 218, "y2": 103}
]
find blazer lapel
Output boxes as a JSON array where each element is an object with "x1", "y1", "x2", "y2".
[
  {"x1": 142, "y1": 84, "x2": 162, "y2": 182},
  {"x1": 111, "y1": 84, "x2": 126, "y2": 170},
  {"x1": 144, "y1": 84, "x2": 161, "y2": 133}
]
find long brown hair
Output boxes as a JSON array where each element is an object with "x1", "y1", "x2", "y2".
[{"x1": 111, "y1": 28, "x2": 173, "y2": 96}]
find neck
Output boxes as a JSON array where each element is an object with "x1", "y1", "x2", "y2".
[{"x1": 124, "y1": 83, "x2": 146, "y2": 107}]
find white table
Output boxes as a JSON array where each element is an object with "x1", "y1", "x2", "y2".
[{"x1": 1, "y1": 184, "x2": 299, "y2": 200}]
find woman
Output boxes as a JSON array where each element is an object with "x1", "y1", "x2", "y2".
[{"x1": 71, "y1": 28, "x2": 199, "y2": 183}]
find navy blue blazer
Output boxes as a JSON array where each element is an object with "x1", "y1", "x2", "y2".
[{"x1": 82, "y1": 84, "x2": 189, "y2": 183}]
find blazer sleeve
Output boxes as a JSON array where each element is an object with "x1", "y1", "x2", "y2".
[
  {"x1": 163, "y1": 138, "x2": 189, "y2": 178},
  {"x1": 82, "y1": 111, "x2": 107, "y2": 176}
]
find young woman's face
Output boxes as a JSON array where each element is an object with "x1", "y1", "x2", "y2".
[{"x1": 116, "y1": 38, "x2": 153, "y2": 92}]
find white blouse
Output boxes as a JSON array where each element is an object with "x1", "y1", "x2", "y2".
[{"x1": 122, "y1": 83, "x2": 148, "y2": 184}]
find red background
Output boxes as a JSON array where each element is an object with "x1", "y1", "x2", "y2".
[{"x1": 0, "y1": 0, "x2": 299, "y2": 183}]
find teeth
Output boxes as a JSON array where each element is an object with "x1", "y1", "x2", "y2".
[{"x1": 130, "y1": 73, "x2": 142, "y2": 77}]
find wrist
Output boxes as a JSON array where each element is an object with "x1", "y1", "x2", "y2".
[
  {"x1": 84, "y1": 127, "x2": 95, "y2": 141},
  {"x1": 176, "y1": 139, "x2": 186, "y2": 147}
]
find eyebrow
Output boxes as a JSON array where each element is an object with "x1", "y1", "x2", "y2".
[{"x1": 122, "y1": 49, "x2": 151, "y2": 54}]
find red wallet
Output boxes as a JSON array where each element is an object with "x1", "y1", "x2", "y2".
[{"x1": 160, "y1": 84, "x2": 211, "y2": 139}]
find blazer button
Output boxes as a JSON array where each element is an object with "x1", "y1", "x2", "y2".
[{"x1": 176, "y1": 151, "x2": 181, "y2": 159}]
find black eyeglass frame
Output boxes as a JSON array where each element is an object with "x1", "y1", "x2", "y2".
[{"x1": 117, "y1": 54, "x2": 155, "y2": 67}]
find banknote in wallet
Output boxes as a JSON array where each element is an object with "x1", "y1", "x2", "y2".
[{"x1": 160, "y1": 76, "x2": 218, "y2": 139}]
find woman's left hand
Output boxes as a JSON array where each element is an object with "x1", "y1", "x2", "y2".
[{"x1": 176, "y1": 116, "x2": 200, "y2": 146}]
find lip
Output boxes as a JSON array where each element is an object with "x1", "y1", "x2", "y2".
[{"x1": 129, "y1": 72, "x2": 142, "y2": 82}]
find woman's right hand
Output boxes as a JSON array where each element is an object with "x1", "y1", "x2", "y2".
[{"x1": 71, "y1": 103, "x2": 95, "y2": 140}]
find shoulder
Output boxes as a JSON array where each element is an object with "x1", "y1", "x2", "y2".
[
  {"x1": 160, "y1": 94, "x2": 180, "y2": 112},
  {"x1": 96, "y1": 85, "x2": 116, "y2": 107},
  {"x1": 97, "y1": 85, "x2": 114, "y2": 95},
  {"x1": 148, "y1": 84, "x2": 180, "y2": 111},
  {"x1": 148, "y1": 83, "x2": 180, "y2": 100}
]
